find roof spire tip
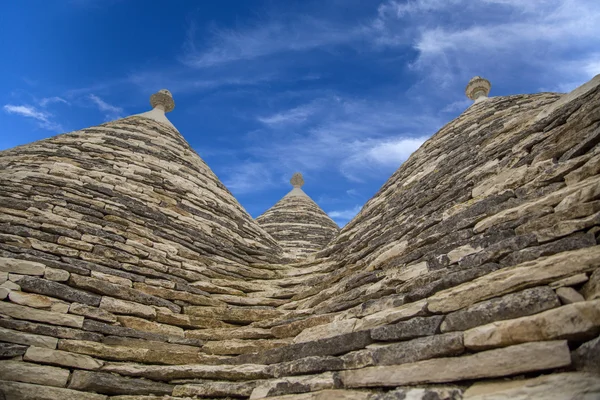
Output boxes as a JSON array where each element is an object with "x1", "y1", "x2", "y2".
[
  {"x1": 290, "y1": 172, "x2": 304, "y2": 188},
  {"x1": 466, "y1": 76, "x2": 491, "y2": 101},
  {"x1": 150, "y1": 89, "x2": 175, "y2": 113}
]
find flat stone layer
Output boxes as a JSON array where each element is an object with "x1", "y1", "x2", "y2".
[{"x1": 340, "y1": 341, "x2": 571, "y2": 387}]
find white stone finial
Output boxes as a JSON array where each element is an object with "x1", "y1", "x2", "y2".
[
  {"x1": 150, "y1": 89, "x2": 175, "y2": 113},
  {"x1": 466, "y1": 76, "x2": 491, "y2": 101},
  {"x1": 290, "y1": 172, "x2": 304, "y2": 188}
]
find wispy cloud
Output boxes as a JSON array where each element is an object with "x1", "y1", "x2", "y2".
[
  {"x1": 222, "y1": 161, "x2": 276, "y2": 194},
  {"x1": 182, "y1": 17, "x2": 362, "y2": 68},
  {"x1": 328, "y1": 205, "x2": 362, "y2": 226},
  {"x1": 257, "y1": 102, "x2": 321, "y2": 126},
  {"x1": 39, "y1": 96, "x2": 69, "y2": 107},
  {"x1": 88, "y1": 94, "x2": 123, "y2": 121},
  {"x1": 3, "y1": 104, "x2": 63, "y2": 132}
]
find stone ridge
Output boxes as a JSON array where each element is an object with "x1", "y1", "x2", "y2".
[
  {"x1": 0, "y1": 77, "x2": 600, "y2": 399},
  {"x1": 256, "y1": 188, "x2": 340, "y2": 259}
]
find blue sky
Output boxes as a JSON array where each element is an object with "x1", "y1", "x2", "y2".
[{"x1": 1, "y1": 0, "x2": 599, "y2": 226}]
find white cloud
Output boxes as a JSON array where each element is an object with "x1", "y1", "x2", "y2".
[
  {"x1": 257, "y1": 102, "x2": 321, "y2": 126},
  {"x1": 3, "y1": 104, "x2": 63, "y2": 132},
  {"x1": 182, "y1": 17, "x2": 361, "y2": 68},
  {"x1": 328, "y1": 205, "x2": 362, "y2": 225},
  {"x1": 88, "y1": 94, "x2": 123, "y2": 121},
  {"x1": 39, "y1": 97, "x2": 69, "y2": 107},
  {"x1": 222, "y1": 162, "x2": 276, "y2": 194}
]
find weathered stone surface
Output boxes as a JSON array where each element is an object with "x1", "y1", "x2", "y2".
[
  {"x1": 257, "y1": 390, "x2": 371, "y2": 400},
  {"x1": 271, "y1": 314, "x2": 336, "y2": 339},
  {"x1": 370, "y1": 387, "x2": 464, "y2": 400},
  {"x1": 24, "y1": 346, "x2": 104, "y2": 370},
  {"x1": 44, "y1": 267, "x2": 70, "y2": 281},
  {"x1": 186, "y1": 326, "x2": 273, "y2": 340},
  {"x1": 100, "y1": 362, "x2": 272, "y2": 381},
  {"x1": 0, "y1": 318, "x2": 102, "y2": 341},
  {"x1": 99, "y1": 296, "x2": 157, "y2": 319},
  {"x1": 267, "y1": 356, "x2": 344, "y2": 378},
  {"x1": 556, "y1": 286, "x2": 585, "y2": 304},
  {"x1": 428, "y1": 246, "x2": 600, "y2": 313},
  {"x1": 0, "y1": 360, "x2": 70, "y2": 387},
  {"x1": 294, "y1": 319, "x2": 357, "y2": 343},
  {"x1": 8, "y1": 290, "x2": 70, "y2": 312},
  {"x1": 0, "y1": 326, "x2": 58, "y2": 349},
  {"x1": 117, "y1": 315, "x2": 184, "y2": 337},
  {"x1": 340, "y1": 340, "x2": 571, "y2": 388},
  {"x1": 0, "y1": 380, "x2": 107, "y2": 400},
  {"x1": 69, "y1": 274, "x2": 180, "y2": 312},
  {"x1": 441, "y1": 286, "x2": 560, "y2": 332},
  {"x1": 69, "y1": 302, "x2": 117, "y2": 322},
  {"x1": 185, "y1": 306, "x2": 284, "y2": 323},
  {"x1": 59, "y1": 339, "x2": 149, "y2": 362},
  {"x1": 173, "y1": 381, "x2": 257, "y2": 398},
  {"x1": 464, "y1": 300, "x2": 600, "y2": 350},
  {"x1": 371, "y1": 315, "x2": 443, "y2": 341},
  {"x1": 203, "y1": 338, "x2": 292, "y2": 355},
  {"x1": 372, "y1": 332, "x2": 464, "y2": 366},
  {"x1": 0, "y1": 342, "x2": 28, "y2": 358},
  {"x1": 550, "y1": 272, "x2": 589, "y2": 288},
  {"x1": 234, "y1": 331, "x2": 373, "y2": 365},
  {"x1": 354, "y1": 299, "x2": 428, "y2": 331},
  {"x1": 0, "y1": 300, "x2": 84, "y2": 328},
  {"x1": 0, "y1": 257, "x2": 46, "y2": 275},
  {"x1": 16, "y1": 276, "x2": 101, "y2": 306},
  {"x1": 582, "y1": 268, "x2": 600, "y2": 300},
  {"x1": 572, "y1": 335, "x2": 600, "y2": 373},
  {"x1": 463, "y1": 372, "x2": 600, "y2": 400},
  {"x1": 250, "y1": 372, "x2": 337, "y2": 399},
  {"x1": 68, "y1": 370, "x2": 174, "y2": 396},
  {"x1": 82, "y1": 319, "x2": 167, "y2": 341}
]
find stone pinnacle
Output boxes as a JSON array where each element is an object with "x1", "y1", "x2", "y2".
[
  {"x1": 150, "y1": 89, "x2": 175, "y2": 113},
  {"x1": 290, "y1": 172, "x2": 304, "y2": 188},
  {"x1": 465, "y1": 76, "x2": 491, "y2": 101}
]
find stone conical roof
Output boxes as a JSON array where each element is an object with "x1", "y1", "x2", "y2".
[
  {"x1": 0, "y1": 77, "x2": 599, "y2": 399},
  {"x1": 256, "y1": 173, "x2": 339, "y2": 259},
  {"x1": 0, "y1": 89, "x2": 283, "y2": 273}
]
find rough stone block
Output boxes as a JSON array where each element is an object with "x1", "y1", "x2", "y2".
[
  {"x1": 24, "y1": 346, "x2": 104, "y2": 370},
  {"x1": 572, "y1": 335, "x2": 600, "y2": 373},
  {"x1": 464, "y1": 300, "x2": 600, "y2": 350},
  {"x1": 69, "y1": 302, "x2": 117, "y2": 323},
  {"x1": 0, "y1": 380, "x2": 108, "y2": 400},
  {"x1": 372, "y1": 332, "x2": 464, "y2": 366},
  {"x1": 441, "y1": 286, "x2": 560, "y2": 332},
  {"x1": 0, "y1": 257, "x2": 46, "y2": 275},
  {"x1": 0, "y1": 342, "x2": 28, "y2": 358},
  {"x1": 68, "y1": 370, "x2": 174, "y2": 396},
  {"x1": 44, "y1": 267, "x2": 70, "y2": 282},
  {"x1": 371, "y1": 316, "x2": 443, "y2": 341},
  {"x1": 556, "y1": 286, "x2": 585, "y2": 304},
  {"x1": 0, "y1": 326, "x2": 58, "y2": 349},
  {"x1": 0, "y1": 301, "x2": 84, "y2": 328},
  {"x1": 0, "y1": 360, "x2": 70, "y2": 387},
  {"x1": 16, "y1": 275, "x2": 101, "y2": 306},
  {"x1": 340, "y1": 341, "x2": 571, "y2": 388},
  {"x1": 99, "y1": 296, "x2": 156, "y2": 319}
]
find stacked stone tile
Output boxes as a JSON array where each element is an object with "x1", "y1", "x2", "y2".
[
  {"x1": 0, "y1": 75, "x2": 599, "y2": 399},
  {"x1": 256, "y1": 173, "x2": 340, "y2": 259}
]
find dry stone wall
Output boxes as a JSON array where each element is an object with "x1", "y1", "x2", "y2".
[{"x1": 0, "y1": 78, "x2": 600, "y2": 399}]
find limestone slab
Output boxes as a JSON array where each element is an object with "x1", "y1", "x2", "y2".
[
  {"x1": 44, "y1": 267, "x2": 70, "y2": 281},
  {"x1": 17, "y1": 275, "x2": 102, "y2": 306},
  {"x1": 99, "y1": 296, "x2": 157, "y2": 319},
  {"x1": 0, "y1": 257, "x2": 46, "y2": 275},
  {"x1": 58, "y1": 339, "x2": 149, "y2": 362},
  {"x1": 340, "y1": 340, "x2": 571, "y2": 388},
  {"x1": 0, "y1": 360, "x2": 70, "y2": 387},
  {"x1": 463, "y1": 372, "x2": 600, "y2": 400},
  {"x1": 100, "y1": 362, "x2": 272, "y2": 381},
  {"x1": 0, "y1": 342, "x2": 28, "y2": 358},
  {"x1": 464, "y1": 300, "x2": 600, "y2": 350},
  {"x1": 372, "y1": 332, "x2": 464, "y2": 366},
  {"x1": 69, "y1": 302, "x2": 117, "y2": 322},
  {"x1": 371, "y1": 315, "x2": 443, "y2": 341},
  {"x1": 68, "y1": 370, "x2": 174, "y2": 396},
  {"x1": 556, "y1": 286, "x2": 585, "y2": 304},
  {"x1": 24, "y1": 346, "x2": 104, "y2": 370},
  {"x1": 117, "y1": 315, "x2": 184, "y2": 337},
  {"x1": 8, "y1": 290, "x2": 70, "y2": 312},
  {"x1": 0, "y1": 326, "x2": 57, "y2": 349},
  {"x1": 441, "y1": 286, "x2": 560, "y2": 332},
  {"x1": 0, "y1": 300, "x2": 84, "y2": 328},
  {"x1": 428, "y1": 246, "x2": 600, "y2": 313},
  {"x1": 0, "y1": 380, "x2": 107, "y2": 400}
]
